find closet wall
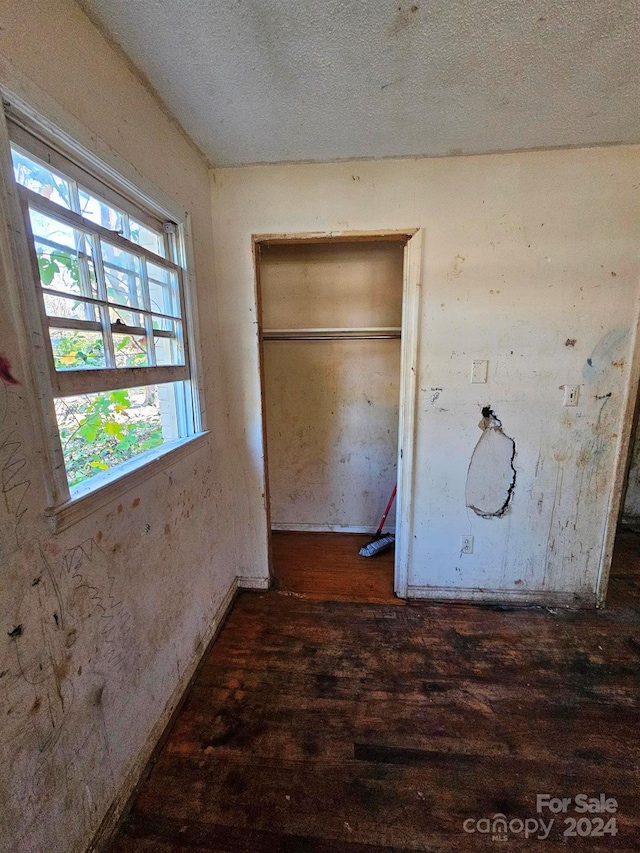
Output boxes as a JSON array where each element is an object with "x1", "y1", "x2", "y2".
[{"x1": 260, "y1": 240, "x2": 404, "y2": 532}]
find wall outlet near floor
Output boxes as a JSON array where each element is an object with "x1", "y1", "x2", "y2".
[{"x1": 460, "y1": 535, "x2": 474, "y2": 554}]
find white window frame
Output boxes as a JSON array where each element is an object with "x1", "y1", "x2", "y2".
[{"x1": 0, "y1": 94, "x2": 207, "y2": 531}]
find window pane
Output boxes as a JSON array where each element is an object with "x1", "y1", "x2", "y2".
[
  {"x1": 109, "y1": 306, "x2": 144, "y2": 329},
  {"x1": 130, "y1": 220, "x2": 166, "y2": 258},
  {"x1": 14, "y1": 133, "x2": 198, "y2": 495},
  {"x1": 101, "y1": 240, "x2": 144, "y2": 308},
  {"x1": 11, "y1": 147, "x2": 73, "y2": 209},
  {"x1": 113, "y1": 337, "x2": 149, "y2": 368},
  {"x1": 78, "y1": 188, "x2": 125, "y2": 233},
  {"x1": 29, "y1": 210, "x2": 97, "y2": 298},
  {"x1": 153, "y1": 318, "x2": 184, "y2": 366},
  {"x1": 147, "y1": 262, "x2": 180, "y2": 316},
  {"x1": 55, "y1": 382, "x2": 185, "y2": 488},
  {"x1": 109, "y1": 308, "x2": 148, "y2": 367},
  {"x1": 50, "y1": 328, "x2": 105, "y2": 370},
  {"x1": 43, "y1": 293, "x2": 98, "y2": 323}
]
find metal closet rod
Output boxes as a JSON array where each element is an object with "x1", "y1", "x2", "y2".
[{"x1": 262, "y1": 327, "x2": 402, "y2": 341}]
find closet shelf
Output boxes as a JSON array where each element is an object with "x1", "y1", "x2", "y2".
[{"x1": 262, "y1": 327, "x2": 401, "y2": 341}]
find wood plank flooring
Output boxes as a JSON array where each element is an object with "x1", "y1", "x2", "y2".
[
  {"x1": 108, "y1": 530, "x2": 640, "y2": 852},
  {"x1": 603, "y1": 527, "x2": 640, "y2": 609},
  {"x1": 271, "y1": 531, "x2": 400, "y2": 605}
]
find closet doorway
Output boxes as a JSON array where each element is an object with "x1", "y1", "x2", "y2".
[{"x1": 254, "y1": 231, "x2": 421, "y2": 602}]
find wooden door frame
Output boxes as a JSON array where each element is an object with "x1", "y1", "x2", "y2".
[
  {"x1": 596, "y1": 293, "x2": 640, "y2": 607},
  {"x1": 394, "y1": 230, "x2": 423, "y2": 597},
  {"x1": 252, "y1": 229, "x2": 423, "y2": 597}
]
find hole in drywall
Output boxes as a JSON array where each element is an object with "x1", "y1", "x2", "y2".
[{"x1": 466, "y1": 406, "x2": 516, "y2": 518}]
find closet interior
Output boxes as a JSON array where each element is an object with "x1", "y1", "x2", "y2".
[{"x1": 258, "y1": 237, "x2": 405, "y2": 590}]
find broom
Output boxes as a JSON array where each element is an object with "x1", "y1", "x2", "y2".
[{"x1": 359, "y1": 484, "x2": 397, "y2": 557}]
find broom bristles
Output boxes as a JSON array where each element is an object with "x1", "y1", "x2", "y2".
[{"x1": 359, "y1": 534, "x2": 395, "y2": 558}]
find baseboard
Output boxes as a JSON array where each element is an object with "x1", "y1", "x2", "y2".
[
  {"x1": 271, "y1": 523, "x2": 393, "y2": 534},
  {"x1": 407, "y1": 585, "x2": 593, "y2": 608},
  {"x1": 237, "y1": 575, "x2": 270, "y2": 589},
  {"x1": 88, "y1": 576, "x2": 238, "y2": 852}
]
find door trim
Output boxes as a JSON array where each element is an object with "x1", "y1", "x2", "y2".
[
  {"x1": 596, "y1": 289, "x2": 640, "y2": 606},
  {"x1": 252, "y1": 229, "x2": 422, "y2": 595},
  {"x1": 395, "y1": 230, "x2": 423, "y2": 598}
]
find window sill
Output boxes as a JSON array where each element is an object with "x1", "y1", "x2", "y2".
[{"x1": 45, "y1": 431, "x2": 209, "y2": 533}]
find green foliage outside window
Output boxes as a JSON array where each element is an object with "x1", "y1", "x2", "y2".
[
  {"x1": 39, "y1": 230, "x2": 163, "y2": 486},
  {"x1": 51, "y1": 329, "x2": 105, "y2": 369},
  {"x1": 56, "y1": 388, "x2": 164, "y2": 487},
  {"x1": 14, "y1": 146, "x2": 177, "y2": 488}
]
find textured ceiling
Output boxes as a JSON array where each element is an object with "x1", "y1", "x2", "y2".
[{"x1": 79, "y1": 0, "x2": 640, "y2": 167}]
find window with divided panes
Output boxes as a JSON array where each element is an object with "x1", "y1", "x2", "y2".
[{"x1": 8, "y1": 118, "x2": 200, "y2": 496}]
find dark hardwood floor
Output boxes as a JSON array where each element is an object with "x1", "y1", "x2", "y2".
[
  {"x1": 108, "y1": 530, "x2": 640, "y2": 852},
  {"x1": 271, "y1": 531, "x2": 400, "y2": 605},
  {"x1": 604, "y1": 527, "x2": 640, "y2": 609}
]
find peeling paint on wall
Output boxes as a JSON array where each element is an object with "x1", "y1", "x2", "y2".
[{"x1": 466, "y1": 407, "x2": 516, "y2": 519}]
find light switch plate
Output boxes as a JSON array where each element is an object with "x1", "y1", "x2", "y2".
[
  {"x1": 471, "y1": 360, "x2": 488, "y2": 383},
  {"x1": 563, "y1": 385, "x2": 580, "y2": 407}
]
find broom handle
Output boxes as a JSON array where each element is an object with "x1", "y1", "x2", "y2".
[{"x1": 376, "y1": 484, "x2": 397, "y2": 535}]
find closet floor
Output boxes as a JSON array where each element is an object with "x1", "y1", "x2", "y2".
[{"x1": 271, "y1": 531, "x2": 402, "y2": 605}]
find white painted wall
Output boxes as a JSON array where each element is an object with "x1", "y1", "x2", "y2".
[
  {"x1": 0, "y1": 3, "x2": 238, "y2": 852},
  {"x1": 260, "y1": 241, "x2": 403, "y2": 329},
  {"x1": 212, "y1": 146, "x2": 640, "y2": 604},
  {"x1": 264, "y1": 339, "x2": 400, "y2": 531},
  {"x1": 260, "y1": 241, "x2": 402, "y2": 531}
]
